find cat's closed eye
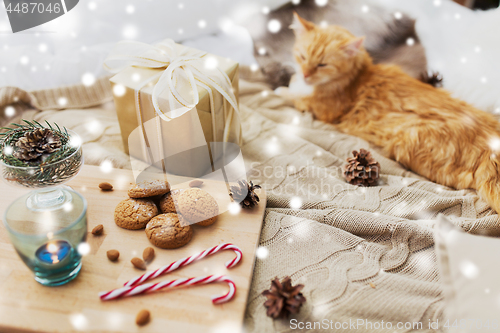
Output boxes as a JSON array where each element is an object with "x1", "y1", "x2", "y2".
[{"x1": 317, "y1": 63, "x2": 327, "y2": 67}]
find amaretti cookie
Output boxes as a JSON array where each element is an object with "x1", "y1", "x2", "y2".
[
  {"x1": 177, "y1": 188, "x2": 219, "y2": 226},
  {"x1": 128, "y1": 179, "x2": 170, "y2": 198},
  {"x1": 114, "y1": 198, "x2": 158, "y2": 230},
  {"x1": 159, "y1": 189, "x2": 183, "y2": 214},
  {"x1": 145, "y1": 213, "x2": 193, "y2": 249}
]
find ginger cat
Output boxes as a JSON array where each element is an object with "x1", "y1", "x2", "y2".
[{"x1": 291, "y1": 12, "x2": 500, "y2": 213}]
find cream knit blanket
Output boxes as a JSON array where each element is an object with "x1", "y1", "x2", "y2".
[{"x1": 2, "y1": 74, "x2": 499, "y2": 333}]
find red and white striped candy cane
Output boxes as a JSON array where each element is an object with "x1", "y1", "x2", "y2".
[
  {"x1": 124, "y1": 243, "x2": 242, "y2": 287},
  {"x1": 99, "y1": 275, "x2": 236, "y2": 304}
]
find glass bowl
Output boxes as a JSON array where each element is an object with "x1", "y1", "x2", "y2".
[{"x1": 0, "y1": 131, "x2": 83, "y2": 211}]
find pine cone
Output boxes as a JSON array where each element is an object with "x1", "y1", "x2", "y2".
[
  {"x1": 262, "y1": 277, "x2": 306, "y2": 319},
  {"x1": 420, "y1": 71, "x2": 443, "y2": 88},
  {"x1": 13, "y1": 128, "x2": 62, "y2": 161},
  {"x1": 229, "y1": 180, "x2": 261, "y2": 209},
  {"x1": 343, "y1": 148, "x2": 380, "y2": 186}
]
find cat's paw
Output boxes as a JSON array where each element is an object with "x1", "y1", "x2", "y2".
[{"x1": 294, "y1": 98, "x2": 310, "y2": 112}]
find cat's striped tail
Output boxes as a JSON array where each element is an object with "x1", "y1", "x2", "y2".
[{"x1": 476, "y1": 155, "x2": 500, "y2": 214}]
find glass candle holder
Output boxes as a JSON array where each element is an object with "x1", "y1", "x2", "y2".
[{"x1": 3, "y1": 189, "x2": 87, "y2": 286}]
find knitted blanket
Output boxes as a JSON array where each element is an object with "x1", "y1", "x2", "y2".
[{"x1": 2, "y1": 74, "x2": 499, "y2": 333}]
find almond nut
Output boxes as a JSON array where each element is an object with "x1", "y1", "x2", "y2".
[
  {"x1": 136, "y1": 309, "x2": 150, "y2": 326},
  {"x1": 91, "y1": 224, "x2": 104, "y2": 235},
  {"x1": 99, "y1": 182, "x2": 113, "y2": 191},
  {"x1": 143, "y1": 247, "x2": 155, "y2": 263},
  {"x1": 131, "y1": 257, "x2": 146, "y2": 270},
  {"x1": 107, "y1": 249, "x2": 119, "y2": 261},
  {"x1": 189, "y1": 179, "x2": 203, "y2": 187}
]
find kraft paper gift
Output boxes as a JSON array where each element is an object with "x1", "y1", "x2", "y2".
[{"x1": 104, "y1": 39, "x2": 241, "y2": 177}]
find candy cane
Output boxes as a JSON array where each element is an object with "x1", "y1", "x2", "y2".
[
  {"x1": 124, "y1": 243, "x2": 242, "y2": 287},
  {"x1": 99, "y1": 275, "x2": 236, "y2": 304}
]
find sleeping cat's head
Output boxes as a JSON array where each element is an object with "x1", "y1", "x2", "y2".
[{"x1": 291, "y1": 12, "x2": 369, "y2": 86}]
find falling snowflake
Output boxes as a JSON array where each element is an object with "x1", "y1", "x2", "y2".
[
  {"x1": 433, "y1": 0, "x2": 442, "y2": 6},
  {"x1": 100, "y1": 160, "x2": 113, "y2": 173},
  {"x1": 70, "y1": 135, "x2": 82, "y2": 148},
  {"x1": 315, "y1": 0, "x2": 328, "y2": 7},
  {"x1": 489, "y1": 137, "x2": 500, "y2": 151},
  {"x1": 361, "y1": 5, "x2": 369, "y2": 13},
  {"x1": 4, "y1": 106, "x2": 15, "y2": 117},
  {"x1": 292, "y1": 0, "x2": 301, "y2": 4},
  {"x1": 122, "y1": 25, "x2": 138, "y2": 39},
  {"x1": 267, "y1": 19, "x2": 281, "y2": 33},
  {"x1": 81, "y1": 73, "x2": 96, "y2": 86},
  {"x1": 290, "y1": 196, "x2": 302, "y2": 209},
  {"x1": 63, "y1": 202, "x2": 73, "y2": 212},
  {"x1": 204, "y1": 56, "x2": 218, "y2": 70},
  {"x1": 198, "y1": 20, "x2": 207, "y2": 29},
  {"x1": 228, "y1": 202, "x2": 241, "y2": 215},
  {"x1": 480, "y1": 77, "x2": 488, "y2": 84},
  {"x1": 454, "y1": 13, "x2": 461, "y2": 20},
  {"x1": 250, "y1": 64, "x2": 259, "y2": 72},
  {"x1": 266, "y1": 141, "x2": 279, "y2": 155},
  {"x1": 261, "y1": 6, "x2": 270, "y2": 14},
  {"x1": 113, "y1": 84, "x2": 126, "y2": 97},
  {"x1": 38, "y1": 43, "x2": 48, "y2": 52},
  {"x1": 19, "y1": 56, "x2": 29, "y2": 65},
  {"x1": 88, "y1": 1, "x2": 96, "y2": 10},
  {"x1": 178, "y1": 3, "x2": 184, "y2": 9},
  {"x1": 77, "y1": 242, "x2": 91, "y2": 256},
  {"x1": 258, "y1": 47, "x2": 266, "y2": 55},
  {"x1": 406, "y1": 38, "x2": 415, "y2": 46},
  {"x1": 459, "y1": 260, "x2": 479, "y2": 279},
  {"x1": 394, "y1": 12, "x2": 402, "y2": 19},
  {"x1": 125, "y1": 5, "x2": 135, "y2": 14},
  {"x1": 69, "y1": 313, "x2": 88, "y2": 330},
  {"x1": 3, "y1": 146, "x2": 13, "y2": 155},
  {"x1": 474, "y1": 46, "x2": 481, "y2": 53},
  {"x1": 256, "y1": 246, "x2": 269, "y2": 259},
  {"x1": 57, "y1": 97, "x2": 68, "y2": 107}
]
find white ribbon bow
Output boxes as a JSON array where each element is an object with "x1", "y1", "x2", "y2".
[{"x1": 104, "y1": 39, "x2": 240, "y2": 142}]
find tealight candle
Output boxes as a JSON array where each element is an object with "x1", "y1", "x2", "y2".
[{"x1": 35, "y1": 240, "x2": 72, "y2": 267}]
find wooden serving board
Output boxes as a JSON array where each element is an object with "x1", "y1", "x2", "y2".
[{"x1": 0, "y1": 164, "x2": 266, "y2": 333}]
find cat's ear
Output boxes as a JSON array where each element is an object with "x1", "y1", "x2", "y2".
[
  {"x1": 291, "y1": 12, "x2": 315, "y2": 36},
  {"x1": 341, "y1": 37, "x2": 365, "y2": 57}
]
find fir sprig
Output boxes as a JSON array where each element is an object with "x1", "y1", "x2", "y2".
[{"x1": 0, "y1": 120, "x2": 82, "y2": 188}]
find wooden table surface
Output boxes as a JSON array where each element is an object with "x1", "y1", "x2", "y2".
[{"x1": 0, "y1": 164, "x2": 266, "y2": 333}]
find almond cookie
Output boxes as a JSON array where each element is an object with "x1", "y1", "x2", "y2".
[
  {"x1": 114, "y1": 198, "x2": 158, "y2": 230},
  {"x1": 159, "y1": 189, "x2": 183, "y2": 214},
  {"x1": 177, "y1": 188, "x2": 219, "y2": 226},
  {"x1": 145, "y1": 213, "x2": 193, "y2": 249},
  {"x1": 128, "y1": 179, "x2": 170, "y2": 198}
]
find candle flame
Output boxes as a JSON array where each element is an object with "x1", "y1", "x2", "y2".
[
  {"x1": 51, "y1": 255, "x2": 60, "y2": 264},
  {"x1": 47, "y1": 243, "x2": 58, "y2": 253}
]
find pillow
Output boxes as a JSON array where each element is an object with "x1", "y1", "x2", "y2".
[{"x1": 434, "y1": 214, "x2": 500, "y2": 332}]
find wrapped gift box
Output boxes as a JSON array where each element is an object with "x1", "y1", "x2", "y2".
[{"x1": 107, "y1": 40, "x2": 240, "y2": 177}]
